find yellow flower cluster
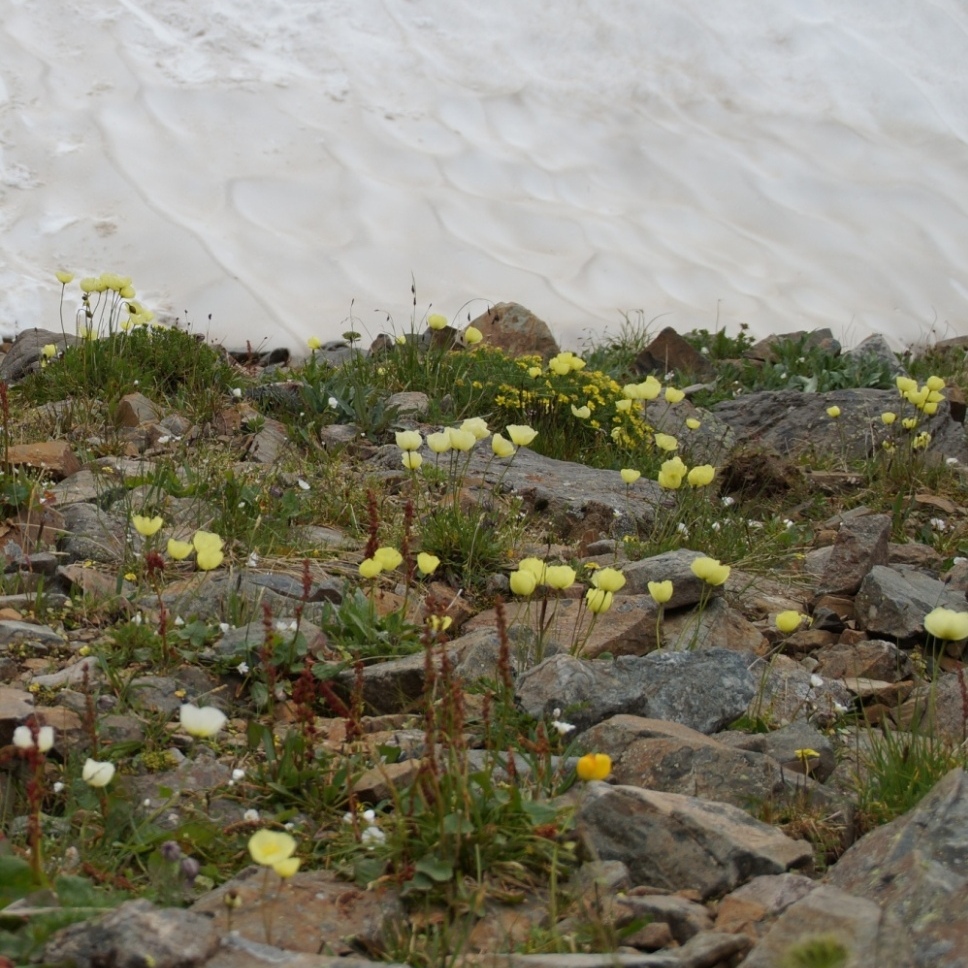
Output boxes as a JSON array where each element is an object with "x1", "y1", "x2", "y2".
[{"x1": 896, "y1": 375, "x2": 945, "y2": 415}]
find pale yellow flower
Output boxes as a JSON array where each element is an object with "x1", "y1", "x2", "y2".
[
  {"x1": 654, "y1": 433, "x2": 678, "y2": 452},
  {"x1": 664, "y1": 387, "x2": 685, "y2": 404},
  {"x1": 924, "y1": 607, "x2": 968, "y2": 641},
  {"x1": 359, "y1": 558, "x2": 382, "y2": 579},
  {"x1": 373, "y1": 547, "x2": 403, "y2": 571},
  {"x1": 401, "y1": 451, "x2": 423, "y2": 470},
  {"x1": 506, "y1": 425, "x2": 538, "y2": 447},
  {"x1": 132, "y1": 514, "x2": 163, "y2": 537},
  {"x1": 896, "y1": 376, "x2": 917, "y2": 394},
  {"x1": 167, "y1": 538, "x2": 194, "y2": 561},
  {"x1": 775, "y1": 610, "x2": 805, "y2": 634},
  {"x1": 687, "y1": 464, "x2": 715, "y2": 487},
  {"x1": 307, "y1": 335, "x2": 322, "y2": 350},
  {"x1": 591, "y1": 567, "x2": 626, "y2": 593},
  {"x1": 690, "y1": 556, "x2": 730, "y2": 586},
  {"x1": 447, "y1": 427, "x2": 477, "y2": 452},
  {"x1": 926, "y1": 375, "x2": 945, "y2": 391},
  {"x1": 463, "y1": 325, "x2": 483, "y2": 345},
  {"x1": 196, "y1": 548, "x2": 224, "y2": 571},
  {"x1": 685, "y1": 418, "x2": 701, "y2": 430},
  {"x1": 509, "y1": 569, "x2": 538, "y2": 596},
  {"x1": 518, "y1": 557, "x2": 547, "y2": 583},
  {"x1": 395, "y1": 430, "x2": 422, "y2": 451},
  {"x1": 620, "y1": 468, "x2": 641, "y2": 485},
  {"x1": 544, "y1": 565, "x2": 576, "y2": 590},
  {"x1": 571, "y1": 404, "x2": 591, "y2": 419},
  {"x1": 273, "y1": 857, "x2": 301, "y2": 878},
  {"x1": 491, "y1": 434, "x2": 515, "y2": 458},
  {"x1": 615, "y1": 398, "x2": 632, "y2": 412},
  {"x1": 417, "y1": 552, "x2": 440, "y2": 575},
  {"x1": 41, "y1": 343, "x2": 57, "y2": 359},
  {"x1": 460, "y1": 417, "x2": 490, "y2": 440},
  {"x1": 248, "y1": 829, "x2": 296, "y2": 867},
  {"x1": 427, "y1": 431, "x2": 451, "y2": 454},
  {"x1": 648, "y1": 580, "x2": 673, "y2": 604},
  {"x1": 881, "y1": 412, "x2": 896, "y2": 425},
  {"x1": 427, "y1": 313, "x2": 448, "y2": 330},
  {"x1": 55, "y1": 270, "x2": 74, "y2": 285},
  {"x1": 826, "y1": 406, "x2": 841, "y2": 419},
  {"x1": 586, "y1": 588, "x2": 613, "y2": 614},
  {"x1": 179, "y1": 703, "x2": 227, "y2": 738}
]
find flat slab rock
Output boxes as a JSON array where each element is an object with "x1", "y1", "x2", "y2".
[
  {"x1": 576, "y1": 781, "x2": 813, "y2": 900},
  {"x1": 515, "y1": 648, "x2": 755, "y2": 735}
]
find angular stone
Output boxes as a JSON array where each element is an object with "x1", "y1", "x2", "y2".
[
  {"x1": 43, "y1": 899, "x2": 220, "y2": 968},
  {"x1": 613, "y1": 892, "x2": 714, "y2": 943},
  {"x1": 719, "y1": 720, "x2": 837, "y2": 783},
  {"x1": 468, "y1": 302, "x2": 560, "y2": 361},
  {"x1": 385, "y1": 390, "x2": 429, "y2": 416},
  {"x1": 577, "y1": 782, "x2": 813, "y2": 899},
  {"x1": 58, "y1": 503, "x2": 126, "y2": 564},
  {"x1": 658, "y1": 597, "x2": 767, "y2": 654},
  {"x1": 0, "y1": 328, "x2": 80, "y2": 382},
  {"x1": 855, "y1": 565, "x2": 967, "y2": 639},
  {"x1": 6, "y1": 440, "x2": 81, "y2": 480},
  {"x1": 814, "y1": 640, "x2": 913, "y2": 682},
  {"x1": 618, "y1": 549, "x2": 713, "y2": 606},
  {"x1": 115, "y1": 391, "x2": 162, "y2": 427},
  {"x1": 739, "y1": 884, "x2": 912, "y2": 968},
  {"x1": 580, "y1": 715, "x2": 788, "y2": 809},
  {"x1": 193, "y1": 868, "x2": 405, "y2": 956},
  {"x1": 633, "y1": 327, "x2": 715, "y2": 381},
  {"x1": 747, "y1": 654, "x2": 853, "y2": 729},
  {"x1": 0, "y1": 685, "x2": 34, "y2": 744},
  {"x1": 715, "y1": 872, "x2": 818, "y2": 937},
  {"x1": 827, "y1": 768, "x2": 968, "y2": 968},
  {"x1": 816, "y1": 513, "x2": 891, "y2": 596},
  {"x1": 516, "y1": 649, "x2": 755, "y2": 735}
]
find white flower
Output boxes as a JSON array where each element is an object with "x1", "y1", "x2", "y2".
[
  {"x1": 930, "y1": 518, "x2": 947, "y2": 532},
  {"x1": 676, "y1": 522, "x2": 689, "y2": 536},
  {"x1": 133, "y1": 613, "x2": 143, "y2": 625},
  {"x1": 946, "y1": 457, "x2": 959, "y2": 466},
  {"x1": 361, "y1": 826, "x2": 386, "y2": 847},
  {"x1": 219, "y1": 623, "x2": 231, "y2": 633},
  {"x1": 237, "y1": 662, "x2": 250, "y2": 675},
  {"x1": 179, "y1": 703, "x2": 227, "y2": 738},
  {"x1": 13, "y1": 725, "x2": 54, "y2": 751},
  {"x1": 82, "y1": 758, "x2": 116, "y2": 787},
  {"x1": 157, "y1": 435, "x2": 171, "y2": 445},
  {"x1": 231, "y1": 388, "x2": 243, "y2": 399},
  {"x1": 174, "y1": 616, "x2": 185, "y2": 627},
  {"x1": 810, "y1": 674, "x2": 824, "y2": 688},
  {"x1": 53, "y1": 781, "x2": 65, "y2": 794},
  {"x1": 362, "y1": 809, "x2": 377, "y2": 823},
  {"x1": 721, "y1": 496, "x2": 736, "y2": 507},
  {"x1": 328, "y1": 396, "x2": 338, "y2": 408},
  {"x1": 243, "y1": 809, "x2": 260, "y2": 822},
  {"x1": 551, "y1": 720, "x2": 576, "y2": 736},
  {"x1": 711, "y1": 521, "x2": 721, "y2": 531},
  {"x1": 297, "y1": 479, "x2": 310, "y2": 491},
  {"x1": 246, "y1": 552, "x2": 259, "y2": 567},
  {"x1": 232, "y1": 768, "x2": 245, "y2": 781},
  {"x1": 783, "y1": 519, "x2": 795, "y2": 529}
]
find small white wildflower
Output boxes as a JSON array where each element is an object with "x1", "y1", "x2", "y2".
[
  {"x1": 342, "y1": 811, "x2": 354, "y2": 824},
  {"x1": 53, "y1": 781, "x2": 65, "y2": 793},
  {"x1": 362, "y1": 809, "x2": 377, "y2": 823},
  {"x1": 237, "y1": 661, "x2": 249, "y2": 676},
  {"x1": 779, "y1": 372, "x2": 787, "y2": 379},
  {"x1": 157, "y1": 435, "x2": 171, "y2": 444},
  {"x1": 232, "y1": 768, "x2": 245, "y2": 782},
  {"x1": 700, "y1": 346, "x2": 709, "y2": 355},
  {"x1": 361, "y1": 826, "x2": 386, "y2": 847},
  {"x1": 231, "y1": 387, "x2": 242, "y2": 399},
  {"x1": 930, "y1": 518, "x2": 947, "y2": 532},
  {"x1": 747, "y1": 519, "x2": 764, "y2": 529},
  {"x1": 551, "y1": 720, "x2": 576, "y2": 736},
  {"x1": 722, "y1": 496, "x2": 735, "y2": 507},
  {"x1": 833, "y1": 701, "x2": 849, "y2": 714},
  {"x1": 133, "y1": 613, "x2": 143, "y2": 625},
  {"x1": 676, "y1": 522, "x2": 689, "y2": 536},
  {"x1": 219, "y1": 622, "x2": 231, "y2": 633},
  {"x1": 143, "y1": 799, "x2": 152, "y2": 808},
  {"x1": 237, "y1": 501, "x2": 246, "y2": 509},
  {"x1": 246, "y1": 552, "x2": 259, "y2": 567},
  {"x1": 174, "y1": 616, "x2": 185, "y2": 627},
  {"x1": 946, "y1": 457, "x2": 959, "y2": 466},
  {"x1": 297, "y1": 479, "x2": 310, "y2": 491},
  {"x1": 783, "y1": 519, "x2": 795, "y2": 529},
  {"x1": 243, "y1": 808, "x2": 259, "y2": 822},
  {"x1": 664, "y1": 371, "x2": 675, "y2": 382},
  {"x1": 810, "y1": 674, "x2": 824, "y2": 688},
  {"x1": 328, "y1": 396, "x2": 338, "y2": 408},
  {"x1": 797, "y1": 356, "x2": 805, "y2": 364}
]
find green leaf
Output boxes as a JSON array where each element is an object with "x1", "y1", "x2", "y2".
[
  {"x1": 414, "y1": 856, "x2": 454, "y2": 883},
  {"x1": 0, "y1": 856, "x2": 34, "y2": 906},
  {"x1": 53, "y1": 875, "x2": 104, "y2": 909}
]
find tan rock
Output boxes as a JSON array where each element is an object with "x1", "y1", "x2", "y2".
[
  {"x1": 6, "y1": 441, "x2": 81, "y2": 480},
  {"x1": 467, "y1": 302, "x2": 559, "y2": 361}
]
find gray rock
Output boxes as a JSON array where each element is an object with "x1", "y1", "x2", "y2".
[
  {"x1": 739, "y1": 884, "x2": 913, "y2": 968},
  {"x1": 719, "y1": 720, "x2": 837, "y2": 783},
  {"x1": 816, "y1": 513, "x2": 891, "y2": 596},
  {"x1": 505, "y1": 931, "x2": 751, "y2": 966},
  {"x1": 828, "y1": 768, "x2": 968, "y2": 967},
  {"x1": 618, "y1": 550, "x2": 712, "y2": 605},
  {"x1": 579, "y1": 715, "x2": 788, "y2": 810},
  {"x1": 58, "y1": 503, "x2": 126, "y2": 564},
  {"x1": 576, "y1": 782, "x2": 813, "y2": 899},
  {"x1": 0, "y1": 328, "x2": 80, "y2": 382},
  {"x1": 658, "y1": 596, "x2": 766, "y2": 654},
  {"x1": 0, "y1": 619, "x2": 65, "y2": 649},
  {"x1": 854, "y1": 564, "x2": 967, "y2": 639},
  {"x1": 748, "y1": 654, "x2": 853, "y2": 729},
  {"x1": 846, "y1": 334, "x2": 905, "y2": 377},
  {"x1": 814, "y1": 640, "x2": 913, "y2": 682},
  {"x1": 515, "y1": 649, "x2": 754, "y2": 735},
  {"x1": 43, "y1": 899, "x2": 220, "y2": 968}
]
